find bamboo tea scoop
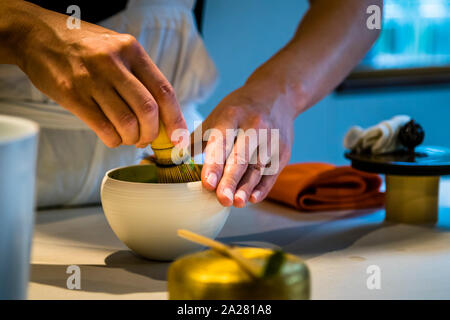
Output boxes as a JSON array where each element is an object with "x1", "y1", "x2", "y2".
[{"x1": 177, "y1": 229, "x2": 261, "y2": 278}]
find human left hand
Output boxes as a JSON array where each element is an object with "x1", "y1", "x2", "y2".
[{"x1": 191, "y1": 77, "x2": 298, "y2": 208}]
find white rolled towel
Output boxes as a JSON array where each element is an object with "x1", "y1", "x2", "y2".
[{"x1": 344, "y1": 115, "x2": 411, "y2": 154}]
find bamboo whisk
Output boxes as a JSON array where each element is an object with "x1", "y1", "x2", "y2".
[{"x1": 151, "y1": 122, "x2": 201, "y2": 183}]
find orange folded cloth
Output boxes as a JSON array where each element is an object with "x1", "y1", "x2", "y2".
[{"x1": 267, "y1": 163, "x2": 384, "y2": 211}]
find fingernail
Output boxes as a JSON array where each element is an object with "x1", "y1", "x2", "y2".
[
  {"x1": 235, "y1": 190, "x2": 247, "y2": 202},
  {"x1": 251, "y1": 190, "x2": 261, "y2": 202},
  {"x1": 223, "y1": 188, "x2": 234, "y2": 202},
  {"x1": 206, "y1": 172, "x2": 217, "y2": 188}
]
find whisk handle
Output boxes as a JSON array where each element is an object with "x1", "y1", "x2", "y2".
[{"x1": 151, "y1": 121, "x2": 173, "y2": 150}]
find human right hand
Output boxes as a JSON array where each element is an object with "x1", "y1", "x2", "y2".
[{"x1": 8, "y1": 1, "x2": 186, "y2": 148}]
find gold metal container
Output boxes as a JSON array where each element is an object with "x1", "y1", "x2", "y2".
[
  {"x1": 385, "y1": 175, "x2": 439, "y2": 224},
  {"x1": 168, "y1": 247, "x2": 310, "y2": 300}
]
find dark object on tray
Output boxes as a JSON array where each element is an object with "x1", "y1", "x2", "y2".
[{"x1": 398, "y1": 120, "x2": 425, "y2": 151}]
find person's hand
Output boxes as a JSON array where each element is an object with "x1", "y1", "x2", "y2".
[
  {"x1": 15, "y1": 2, "x2": 186, "y2": 148},
  {"x1": 192, "y1": 76, "x2": 297, "y2": 208}
]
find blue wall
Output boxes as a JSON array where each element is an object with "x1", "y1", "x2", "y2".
[{"x1": 199, "y1": 0, "x2": 450, "y2": 165}]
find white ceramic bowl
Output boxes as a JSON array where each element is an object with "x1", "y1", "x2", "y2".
[{"x1": 101, "y1": 164, "x2": 230, "y2": 261}]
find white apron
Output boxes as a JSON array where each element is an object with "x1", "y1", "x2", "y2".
[{"x1": 0, "y1": 0, "x2": 217, "y2": 207}]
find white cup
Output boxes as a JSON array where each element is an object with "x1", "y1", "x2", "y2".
[{"x1": 0, "y1": 115, "x2": 39, "y2": 299}]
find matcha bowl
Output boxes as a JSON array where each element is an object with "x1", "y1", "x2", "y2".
[{"x1": 101, "y1": 164, "x2": 230, "y2": 261}]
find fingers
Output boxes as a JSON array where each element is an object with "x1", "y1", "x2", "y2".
[
  {"x1": 216, "y1": 129, "x2": 259, "y2": 207},
  {"x1": 130, "y1": 45, "x2": 187, "y2": 144},
  {"x1": 201, "y1": 123, "x2": 236, "y2": 193},
  {"x1": 91, "y1": 85, "x2": 139, "y2": 145},
  {"x1": 70, "y1": 100, "x2": 122, "y2": 148},
  {"x1": 112, "y1": 66, "x2": 159, "y2": 147},
  {"x1": 248, "y1": 146, "x2": 288, "y2": 205},
  {"x1": 249, "y1": 173, "x2": 280, "y2": 204},
  {"x1": 80, "y1": 35, "x2": 182, "y2": 147},
  {"x1": 233, "y1": 162, "x2": 265, "y2": 208},
  {"x1": 201, "y1": 123, "x2": 286, "y2": 208}
]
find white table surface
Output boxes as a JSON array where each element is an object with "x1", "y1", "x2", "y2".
[{"x1": 29, "y1": 179, "x2": 450, "y2": 300}]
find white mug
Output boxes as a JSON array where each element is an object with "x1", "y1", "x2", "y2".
[{"x1": 0, "y1": 115, "x2": 39, "y2": 299}]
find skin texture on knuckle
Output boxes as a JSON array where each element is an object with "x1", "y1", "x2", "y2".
[
  {"x1": 222, "y1": 105, "x2": 240, "y2": 119},
  {"x1": 139, "y1": 98, "x2": 158, "y2": 118},
  {"x1": 71, "y1": 58, "x2": 91, "y2": 81},
  {"x1": 56, "y1": 77, "x2": 76, "y2": 96},
  {"x1": 204, "y1": 143, "x2": 227, "y2": 167},
  {"x1": 117, "y1": 34, "x2": 140, "y2": 55},
  {"x1": 220, "y1": 171, "x2": 241, "y2": 190},
  {"x1": 120, "y1": 34, "x2": 138, "y2": 47},
  {"x1": 155, "y1": 82, "x2": 177, "y2": 103},
  {"x1": 204, "y1": 163, "x2": 223, "y2": 177},
  {"x1": 82, "y1": 43, "x2": 119, "y2": 69},
  {"x1": 247, "y1": 114, "x2": 270, "y2": 130},
  {"x1": 229, "y1": 150, "x2": 248, "y2": 166},
  {"x1": 72, "y1": 72, "x2": 93, "y2": 95},
  {"x1": 170, "y1": 113, "x2": 186, "y2": 129},
  {"x1": 249, "y1": 162, "x2": 265, "y2": 174},
  {"x1": 97, "y1": 121, "x2": 121, "y2": 147},
  {"x1": 164, "y1": 113, "x2": 187, "y2": 141},
  {"x1": 93, "y1": 47, "x2": 115, "y2": 62},
  {"x1": 77, "y1": 36, "x2": 126, "y2": 71},
  {"x1": 97, "y1": 118, "x2": 114, "y2": 134},
  {"x1": 82, "y1": 45, "x2": 132, "y2": 78},
  {"x1": 117, "y1": 112, "x2": 139, "y2": 144},
  {"x1": 119, "y1": 111, "x2": 138, "y2": 128},
  {"x1": 54, "y1": 80, "x2": 84, "y2": 108}
]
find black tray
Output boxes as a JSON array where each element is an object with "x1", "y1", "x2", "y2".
[{"x1": 345, "y1": 146, "x2": 450, "y2": 176}]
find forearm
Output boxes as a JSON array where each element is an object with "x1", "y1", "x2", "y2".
[
  {"x1": 0, "y1": 0, "x2": 37, "y2": 66},
  {"x1": 245, "y1": 0, "x2": 382, "y2": 117}
]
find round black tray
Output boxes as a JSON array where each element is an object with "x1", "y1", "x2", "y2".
[{"x1": 345, "y1": 146, "x2": 450, "y2": 176}]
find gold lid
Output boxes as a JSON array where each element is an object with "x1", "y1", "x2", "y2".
[{"x1": 168, "y1": 248, "x2": 310, "y2": 300}]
